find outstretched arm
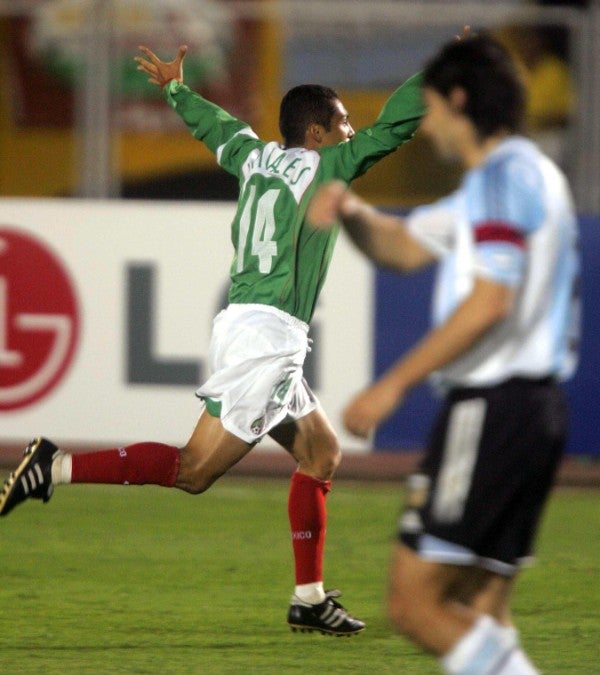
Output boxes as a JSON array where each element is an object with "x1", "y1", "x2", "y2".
[
  {"x1": 134, "y1": 44, "x2": 260, "y2": 176},
  {"x1": 324, "y1": 71, "x2": 425, "y2": 183},
  {"x1": 307, "y1": 180, "x2": 435, "y2": 272},
  {"x1": 134, "y1": 44, "x2": 188, "y2": 88}
]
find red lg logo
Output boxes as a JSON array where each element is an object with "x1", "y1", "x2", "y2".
[{"x1": 0, "y1": 227, "x2": 80, "y2": 411}]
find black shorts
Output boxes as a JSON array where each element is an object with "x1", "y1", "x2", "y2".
[{"x1": 399, "y1": 377, "x2": 567, "y2": 576}]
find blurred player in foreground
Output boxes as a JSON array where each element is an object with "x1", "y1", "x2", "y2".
[
  {"x1": 307, "y1": 34, "x2": 580, "y2": 672},
  {"x1": 0, "y1": 44, "x2": 424, "y2": 636}
]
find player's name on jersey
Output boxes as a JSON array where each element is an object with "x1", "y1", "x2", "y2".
[{"x1": 246, "y1": 142, "x2": 318, "y2": 187}]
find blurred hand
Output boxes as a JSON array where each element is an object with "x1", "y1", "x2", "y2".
[
  {"x1": 135, "y1": 44, "x2": 188, "y2": 87},
  {"x1": 343, "y1": 378, "x2": 405, "y2": 439},
  {"x1": 306, "y1": 180, "x2": 348, "y2": 230},
  {"x1": 456, "y1": 25, "x2": 472, "y2": 41}
]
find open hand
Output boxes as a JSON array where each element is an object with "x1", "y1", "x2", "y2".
[{"x1": 134, "y1": 44, "x2": 188, "y2": 87}]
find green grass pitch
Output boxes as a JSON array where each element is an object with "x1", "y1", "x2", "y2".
[{"x1": 1, "y1": 476, "x2": 598, "y2": 674}]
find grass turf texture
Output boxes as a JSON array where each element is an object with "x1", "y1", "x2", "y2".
[{"x1": 1, "y1": 476, "x2": 597, "y2": 674}]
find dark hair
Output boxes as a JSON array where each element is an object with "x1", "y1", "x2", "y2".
[
  {"x1": 423, "y1": 34, "x2": 526, "y2": 138},
  {"x1": 279, "y1": 84, "x2": 339, "y2": 147}
]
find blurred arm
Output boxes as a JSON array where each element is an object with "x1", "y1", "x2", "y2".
[
  {"x1": 343, "y1": 275, "x2": 515, "y2": 438},
  {"x1": 307, "y1": 181, "x2": 435, "y2": 272}
]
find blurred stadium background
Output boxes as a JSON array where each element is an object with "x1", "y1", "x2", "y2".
[{"x1": 0, "y1": 0, "x2": 598, "y2": 484}]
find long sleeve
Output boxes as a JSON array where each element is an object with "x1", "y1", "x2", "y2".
[
  {"x1": 319, "y1": 72, "x2": 425, "y2": 183},
  {"x1": 163, "y1": 80, "x2": 262, "y2": 177}
]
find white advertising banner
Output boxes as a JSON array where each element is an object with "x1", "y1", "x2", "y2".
[{"x1": 0, "y1": 199, "x2": 373, "y2": 452}]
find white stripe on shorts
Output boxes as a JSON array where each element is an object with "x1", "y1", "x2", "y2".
[{"x1": 432, "y1": 398, "x2": 486, "y2": 524}]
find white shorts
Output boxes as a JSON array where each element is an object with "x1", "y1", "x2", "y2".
[{"x1": 196, "y1": 303, "x2": 319, "y2": 443}]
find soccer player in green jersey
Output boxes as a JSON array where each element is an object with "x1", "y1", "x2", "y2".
[{"x1": 1, "y1": 44, "x2": 423, "y2": 636}]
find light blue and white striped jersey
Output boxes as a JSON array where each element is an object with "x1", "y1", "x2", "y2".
[{"x1": 407, "y1": 136, "x2": 580, "y2": 388}]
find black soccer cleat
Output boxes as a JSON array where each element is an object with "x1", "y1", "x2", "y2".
[
  {"x1": 287, "y1": 589, "x2": 366, "y2": 637},
  {"x1": 0, "y1": 437, "x2": 60, "y2": 517}
]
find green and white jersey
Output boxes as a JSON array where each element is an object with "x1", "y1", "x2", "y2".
[{"x1": 164, "y1": 74, "x2": 423, "y2": 323}]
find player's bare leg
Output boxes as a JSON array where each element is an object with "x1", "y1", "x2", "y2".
[
  {"x1": 176, "y1": 409, "x2": 254, "y2": 494},
  {"x1": 387, "y1": 544, "x2": 537, "y2": 673},
  {"x1": 386, "y1": 544, "x2": 476, "y2": 654},
  {"x1": 270, "y1": 407, "x2": 341, "y2": 480},
  {"x1": 445, "y1": 566, "x2": 516, "y2": 626}
]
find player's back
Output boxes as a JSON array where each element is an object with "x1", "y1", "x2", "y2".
[{"x1": 228, "y1": 142, "x2": 337, "y2": 324}]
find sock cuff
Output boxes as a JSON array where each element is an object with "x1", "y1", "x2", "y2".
[
  {"x1": 442, "y1": 615, "x2": 518, "y2": 675},
  {"x1": 291, "y1": 471, "x2": 332, "y2": 493},
  {"x1": 51, "y1": 452, "x2": 72, "y2": 485},
  {"x1": 294, "y1": 581, "x2": 325, "y2": 604}
]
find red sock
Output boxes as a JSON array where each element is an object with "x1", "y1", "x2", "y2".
[
  {"x1": 71, "y1": 442, "x2": 180, "y2": 487},
  {"x1": 288, "y1": 471, "x2": 331, "y2": 585}
]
